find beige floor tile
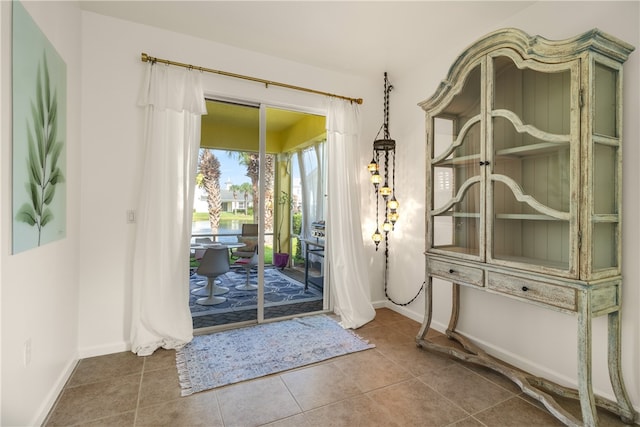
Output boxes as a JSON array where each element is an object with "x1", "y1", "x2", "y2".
[
  {"x1": 45, "y1": 373, "x2": 141, "y2": 426},
  {"x1": 418, "y1": 363, "x2": 514, "y2": 414},
  {"x1": 135, "y1": 391, "x2": 222, "y2": 426},
  {"x1": 263, "y1": 413, "x2": 316, "y2": 427},
  {"x1": 303, "y1": 395, "x2": 401, "y2": 427},
  {"x1": 474, "y1": 395, "x2": 564, "y2": 426},
  {"x1": 367, "y1": 378, "x2": 468, "y2": 426},
  {"x1": 67, "y1": 351, "x2": 143, "y2": 387},
  {"x1": 216, "y1": 376, "x2": 301, "y2": 426},
  {"x1": 448, "y1": 416, "x2": 487, "y2": 426},
  {"x1": 460, "y1": 360, "x2": 523, "y2": 395},
  {"x1": 379, "y1": 339, "x2": 455, "y2": 377},
  {"x1": 387, "y1": 317, "x2": 423, "y2": 339},
  {"x1": 143, "y1": 348, "x2": 177, "y2": 372},
  {"x1": 262, "y1": 413, "x2": 311, "y2": 427},
  {"x1": 83, "y1": 411, "x2": 136, "y2": 427},
  {"x1": 138, "y1": 366, "x2": 183, "y2": 408},
  {"x1": 372, "y1": 307, "x2": 408, "y2": 323},
  {"x1": 281, "y1": 362, "x2": 362, "y2": 411},
  {"x1": 333, "y1": 349, "x2": 412, "y2": 392},
  {"x1": 522, "y1": 394, "x2": 635, "y2": 427},
  {"x1": 356, "y1": 324, "x2": 415, "y2": 353}
]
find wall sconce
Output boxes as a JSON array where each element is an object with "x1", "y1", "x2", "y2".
[{"x1": 368, "y1": 72, "x2": 399, "y2": 250}]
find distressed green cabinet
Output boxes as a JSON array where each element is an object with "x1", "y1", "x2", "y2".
[{"x1": 417, "y1": 28, "x2": 635, "y2": 426}]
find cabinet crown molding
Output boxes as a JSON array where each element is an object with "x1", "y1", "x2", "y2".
[{"x1": 419, "y1": 28, "x2": 635, "y2": 112}]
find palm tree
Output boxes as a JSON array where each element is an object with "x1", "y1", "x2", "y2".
[
  {"x1": 198, "y1": 149, "x2": 221, "y2": 234},
  {"x1": 238, "y1": 182, "x2": 253, "y2": 214},
  {"x1": 229, "y1": 184, "x2": 240, "y2": 214},
  {"x1": 228, "y1": 151, "x2": 275, "y2": 230}
]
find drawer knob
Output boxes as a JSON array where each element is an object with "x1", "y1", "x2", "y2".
[
  {"x1": 449, "y1": 269, "x2": 455, "y2": 274},
  {"x1": 522, "y1": 286, "x2": 529, "y2": 292}
]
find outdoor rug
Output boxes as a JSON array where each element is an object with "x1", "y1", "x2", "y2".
[
  {"x1": 176, "y1": 314, "x2": 375, "y2": 396},
  {"x1": 189, "y1": 267, "x2": 322, "y2": 317}
]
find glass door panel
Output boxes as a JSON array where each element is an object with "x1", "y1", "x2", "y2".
[
  {"x1": 594, "y1": 63, "x2": 618, "y2": 138},
  {"x1": 592, "y1": 141, "x2": 619, "y2": 271},
  {"x1": 489, "y1": 54, "x2": 575, "y2": 273},
  {"x1": 591, "y1": 61, "x2": 621, "y2": 273},
  {"x1": 264, "y1": 107, "x2": 327, "y2": 321},
  {"x1": 430, "y1": 63, "x2": 482, "y2": 258},
  {"x1": 193, "y1": 99, "x2": 260, "y2": 329}
]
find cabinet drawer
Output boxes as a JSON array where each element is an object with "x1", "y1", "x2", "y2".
[
  {"x1": 429, "y1": 259, "x2": 484, "y2": 287},
  {"x1": 487, "y1": 272, "x2": 576, "y2": 311}
]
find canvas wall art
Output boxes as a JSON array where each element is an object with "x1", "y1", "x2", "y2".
[{"x1": 12, "y1": 1, "x2": 67, "y2": 254}]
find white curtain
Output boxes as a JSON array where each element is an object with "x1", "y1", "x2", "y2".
[
  {"x1": 326, "y1": 98, "x2": 376, "y2": 329},
  {"x1": 131, "y1": 63, "x2": 207, "y2": 356},
  {"x1": 296, "y1": 144, "x2": 324, "y2": 239}
]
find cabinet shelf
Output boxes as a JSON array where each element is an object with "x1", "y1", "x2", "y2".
[
  {"x1": 495, "y1": 142, "x2": 569, "y2": 158},
  {"x1": 432, "y1": 245, "x2": 478, "y2": 256},
  {"x1": 491, "y1": 254, "x2": 569, "y2": 270},
  {"x1": 495, "y1": 213, "x2": 566, "y2": 221},
  {"x1": 436, "y1": 212, "x2": 480, "y2": 218}
]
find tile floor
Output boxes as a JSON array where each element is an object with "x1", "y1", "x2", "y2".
[{"x1": 44, "y1": 308, "x2": 633, "y2": 426}]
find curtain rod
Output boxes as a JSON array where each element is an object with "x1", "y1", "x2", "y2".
[{"x1": 140, "y1": 53, "x2": 363, "y2": 105}]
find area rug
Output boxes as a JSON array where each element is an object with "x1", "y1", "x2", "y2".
[
  {"x1": 176, "y1": 315, "x2": 375, "y2": 396},
  {"x1": 189, "y1": 267, "x2": 322, "y2": 317}
]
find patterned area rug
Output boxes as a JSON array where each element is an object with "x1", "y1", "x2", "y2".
[
  {"x1": 176, "y1": 315, "x2": 374, "y2": 396},
  {"x1": 189, "y1": 267, "x2": 322, "y2": 317}
]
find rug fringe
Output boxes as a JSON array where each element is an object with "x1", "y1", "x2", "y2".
[
  {"x1": 175, "y1": 350, "x2": 194, "y2": 396},
  {"x1": 346, "y1": 328, "x2": 375, "y2": 348}
]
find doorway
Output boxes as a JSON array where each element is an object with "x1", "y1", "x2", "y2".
[{"x1": 189, "y1": 99, "x2": 329, "y2": 331}]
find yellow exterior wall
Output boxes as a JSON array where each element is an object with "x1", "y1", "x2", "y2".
[{"x1": 200, "y1": 113, "x2": 325, "y2": 153}]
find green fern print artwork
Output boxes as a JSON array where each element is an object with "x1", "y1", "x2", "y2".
[
  {"x1": 15, "y1": 55, "x2": 65, "y2": 244},
  {"x1": 13, "y1": 1, "x2": 67, "y2": 254}
]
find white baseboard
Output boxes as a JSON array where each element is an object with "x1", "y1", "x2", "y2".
[
  {"x1": 78, "y1": 341, "x2": 130, "y2": 359},
  {"x1": 36, "y1": 342, "x2": 130, "y2": 425},
  {"x1": 33, "y1": 355, "x2": 77, "y2": 426}
]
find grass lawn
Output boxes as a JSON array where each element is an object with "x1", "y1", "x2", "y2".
[
  {"x1": 192, "y1": 212, "x2": 305, "y2": 266},
  {"x1": 193, "y1": 211, "x2": 253, "y2": 222}
]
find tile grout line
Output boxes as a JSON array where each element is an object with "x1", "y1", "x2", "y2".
[
  {"x1": 277, "y1": 373, "x2": 306, "y2": 421},
  {"x1": 133, "y1": 356, "x2": 146, "y2": 426}
]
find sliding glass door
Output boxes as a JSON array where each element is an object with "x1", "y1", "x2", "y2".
[{"x1": 190, "y1": 99, "x2": 328, "y2": 331}]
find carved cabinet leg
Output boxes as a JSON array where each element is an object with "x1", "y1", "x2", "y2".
[
  {"x1": 446, "y1": 283, "x2": 461, "y2": 334},
  {"x1": 577, "y1": 291, "x2": 598, "y2": 427},
  {"x1": 417, "y1": 276, "x2": 433, "y2": 341},
  {"x1": 607, "y1": 311, "x2": 636, "y2": 424}
]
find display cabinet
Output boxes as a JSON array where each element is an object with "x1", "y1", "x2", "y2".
[{"x1": 417, "y1": 28, "x2": 635, "y2": 426}]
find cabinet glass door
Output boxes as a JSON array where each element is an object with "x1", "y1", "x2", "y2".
[
  {"x1": 488, "y1": 53, "x2": 578, "y2": 274},
  {"x1": 430, "y1": 64, "x2": 483, "y2": 259},
  {"x1": 590, "y1": 61, "x2": 621, "y2": 274}
]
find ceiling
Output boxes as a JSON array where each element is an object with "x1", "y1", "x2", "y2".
[{"x1": 79, "y1": 1, "x2": 535, "y2": 78}]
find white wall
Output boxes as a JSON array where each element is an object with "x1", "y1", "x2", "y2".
[
  {"x1": 77, "y1": 11, "x2": 379, "y2": 356},
  {"x1": 0, "y1": 2, "x2": 82, "y2": 426},
  {"x1": 387, "y1": 0, "x2": 640, "y2": 413}
]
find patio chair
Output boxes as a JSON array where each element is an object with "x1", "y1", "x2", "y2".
[
  {"x1": 232, "y1": 223, "x2": 258, "y2": 258},
  {"x1": 195, "y1": 246, "x2": 230, "y2": 305},
  {"x1": 234, "y1": 247, "x2": 259, "y2": 291}
]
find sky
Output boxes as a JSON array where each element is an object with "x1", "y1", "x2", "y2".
[{"x1": 210, "y1": 149, "x2": 251, "y2": 189}]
